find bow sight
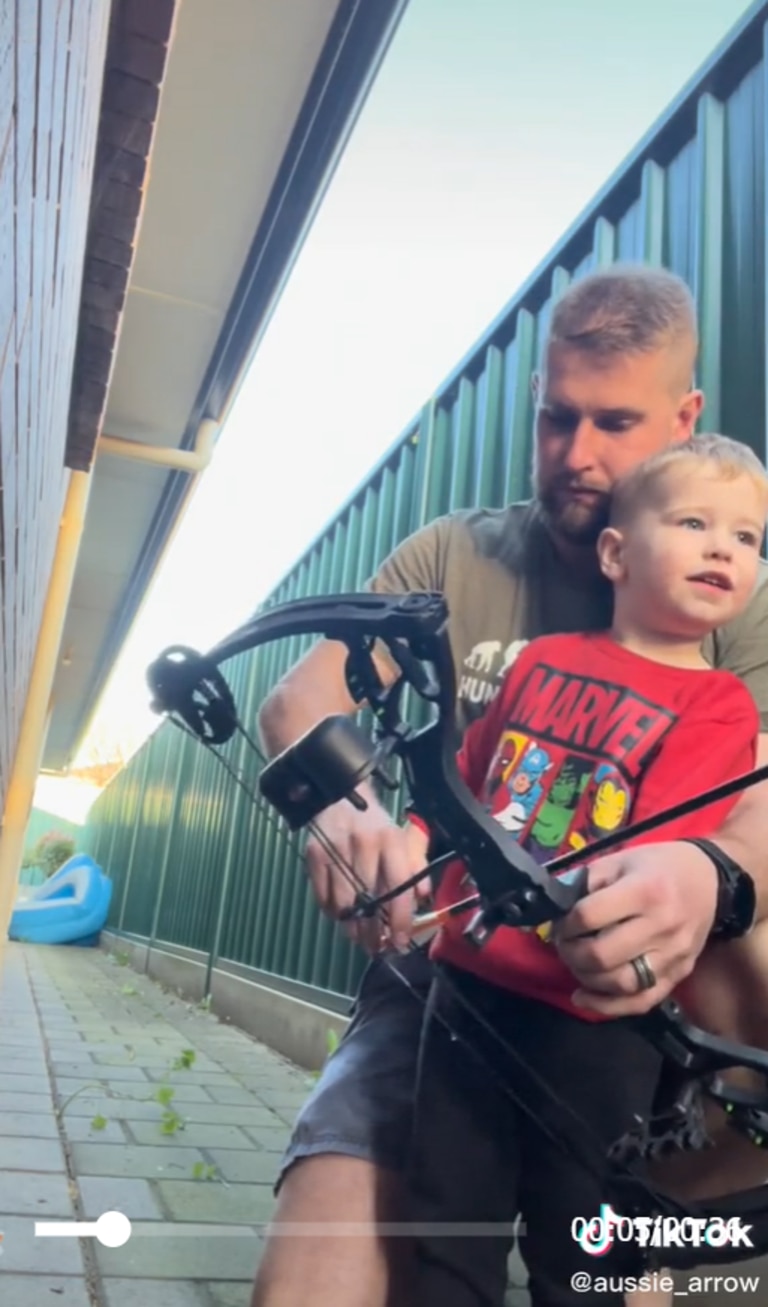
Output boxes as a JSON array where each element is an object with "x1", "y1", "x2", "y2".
[{"x1": 147, "y1": 590, "x2": 768, "y2": 1267}]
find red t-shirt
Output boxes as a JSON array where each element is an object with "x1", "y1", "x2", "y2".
[{"x1": 426, "y1": 631, "x2": 759, "y2": 1020}]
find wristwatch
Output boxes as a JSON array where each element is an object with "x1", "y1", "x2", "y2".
[{"x1": 682, "y1": 838, "x2": 757, "y2": 940}]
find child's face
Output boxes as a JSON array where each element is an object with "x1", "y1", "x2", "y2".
[{"x1": 607, "y1": 467, "x2": 765, "y2": 637}]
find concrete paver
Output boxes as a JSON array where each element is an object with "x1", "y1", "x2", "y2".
[
  {"x1": 156, "y1": 1180, "x2": 277, "y2": 1224},
  {"x1": 240, "y1": 1125, "x2": 290, "y2": 1152},
  {"x1": 78, "y1": 1175, "x2": 164, "y2": 1220},
  {"x1": 125, "y1": 1121, "x2": 254, "y2": 1149},
  {"x1": 207, "y1": 1285, "x2": 253, "y2": 1307},
  {"x1": 0, "y1": 1058, "x2": 49, "y2": 1075},
  {"x1": 102, "y1": 1280, "x2": 209, "y2": 1307},
  {"x1": 0, "y1": 1135, "x2": 66, "y2": 1169},
  {"x1": 70, "y1": 1142, "x2": 211, "y2": 1177},
  {"x1": 64, "y1": 1117, "x2": 130, "y2": 1144},
  {"x1": 144, "y1": 1069, "x2": 243, "y2": 1087},
  {"x1": 62, "y1": 1095, "x2": 185, "y2": 1123},
  {"x1": 0, "y1": 1169, "x2": 76, "y2": 1217},
  {"x1": 0, "y1": 1110, "x2": 61, "y2": 1137},
  {"x1": 203, "y1": 1151, "x2": 282, "y2": 1185},
  {"x1": 204, "y1": 1087, "x2": 266, "y2": 1106},
  {"x1": 159, "y1": 1104, "x2": 283, "y2": 1127},
  {"x1": 0, "y1": 1072, "x2": 55, "y2": 1093},
  {"x1": 0, "y1": 1276, "x2": 93, "y2": 1306},
  {"x1": 0, "y1": 1089, "x2": 59, "y2": 1112},
  {"x1": 0, "y1": 1212, "x2": 86, "y2": 1272},
  {"x1": 54, "y1": 1062, "x2": 153, "y2": 1081}
]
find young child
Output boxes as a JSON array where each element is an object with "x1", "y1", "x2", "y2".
[{"x1": 408, "y1": 432, "x2": 768, "y2": 1306}]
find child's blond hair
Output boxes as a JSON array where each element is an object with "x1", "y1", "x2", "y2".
[{"x1": 609, "y1": 433, "x2": 768, "y2": 528}]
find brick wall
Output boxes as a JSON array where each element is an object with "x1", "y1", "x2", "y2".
[{"x1": 0, "y1": 0, "x2": 112, "y2": 810}]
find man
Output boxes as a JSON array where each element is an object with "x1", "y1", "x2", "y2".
[{"x1": 251, "y1": 264, "x2": 768, "y2": 1307}]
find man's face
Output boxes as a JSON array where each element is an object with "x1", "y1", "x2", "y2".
[{"x1": 532, "y1": 343, "x2": 703, "y2": 545}]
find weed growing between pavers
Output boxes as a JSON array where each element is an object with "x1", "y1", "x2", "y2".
[
  {"x1": 306, "y1": 1028, "x2": 341, "y2": 1086},
  {"x1": 55, "y1": 1048, "x2": 220, "y2": 1182}
]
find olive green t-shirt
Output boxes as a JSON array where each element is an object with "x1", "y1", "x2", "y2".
[{"x1": 368, "y1": 501, "x2": 768, "y2": 737}]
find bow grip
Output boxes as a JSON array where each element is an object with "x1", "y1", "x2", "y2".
[
  {"x1": 258, "y1": 714, "x2": 398, "y2": 830},
  {"x1": 465, "y1": 864, "x2": 590, "y2": 946}
]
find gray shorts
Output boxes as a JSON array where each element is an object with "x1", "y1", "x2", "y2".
[
  {"x1": 274, "y1": 951, "x2": 662, "y2": 1307},
  {"x1": 276, "y1": 947, "x2": 432, "y2": 1189}
]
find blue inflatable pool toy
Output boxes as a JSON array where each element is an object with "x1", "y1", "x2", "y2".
[{"x1": 9, "y1": 854, "x2": 113, "y2": 945}]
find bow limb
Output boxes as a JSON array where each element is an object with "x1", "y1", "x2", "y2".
[{"x1": 206, "y1": 591, "x2": 450, "y2": 666}]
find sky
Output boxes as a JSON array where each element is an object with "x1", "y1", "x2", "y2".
[{"x1": 35, "y1": 0, "x2": 756, "y2": 823}]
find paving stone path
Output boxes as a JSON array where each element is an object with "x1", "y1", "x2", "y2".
[
  {"x1": 7, "y1": 940, "x2": 757, "y2": 1306},
  {"x1": 0, "y1": 941, "x2": 316, "y2": 1307}
]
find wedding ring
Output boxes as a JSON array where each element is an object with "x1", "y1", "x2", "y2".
[{"x1": 630, "y1": 953, "x2": 656, "y2": 992}]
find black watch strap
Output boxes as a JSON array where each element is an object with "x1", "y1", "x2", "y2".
[{"x1": 681, "y1": 837, "x2": 756, "y2": 941}]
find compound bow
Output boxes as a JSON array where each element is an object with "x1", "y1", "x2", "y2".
[{"x1": 147, "y1": 590, "x2": 768, "y2": 1270}]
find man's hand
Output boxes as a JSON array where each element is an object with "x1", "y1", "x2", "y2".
[
  {"x1": 305, "y1": 788, "x2": 431, "y2": 954},
  {"x1": 552, "y1": 840, "x2": 719, "y2": 1015}
]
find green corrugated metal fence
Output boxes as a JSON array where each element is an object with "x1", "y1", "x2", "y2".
[{"x1": 83, "y1": 1, "x2": 768, "y2": 1005}]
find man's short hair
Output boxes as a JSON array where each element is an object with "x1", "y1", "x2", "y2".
[
  {"x1": 543, "y1": 264, "x2": 698, "y2": 391},
  {"x1": 609, "y1": 433, "x2": 768, "y2": 527}
]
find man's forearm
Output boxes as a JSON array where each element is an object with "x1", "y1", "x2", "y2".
[
  {"x1": 258, "y1": 679, "x2": 330, "y2": 758},
  {"x1": 257, "y1": 640, "x2": 397, "y2": 762},
  {"x1": 711, "y1": 733, "x2": 768, "y2": 918},
  {"x1": 256, "y1": 640, "x2": 359, "y2": 759}
]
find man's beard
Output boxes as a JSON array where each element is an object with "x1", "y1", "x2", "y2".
[{"x1": 535, "y1": 478, "x2": 612, "y2": 545}]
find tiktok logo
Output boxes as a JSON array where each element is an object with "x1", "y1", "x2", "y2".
[{"x1": 572, "y1": 1205, "x2": 753, "y2": 1256}]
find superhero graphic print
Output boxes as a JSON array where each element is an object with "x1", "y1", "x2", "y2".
[{"x1": 463, "y1": 661, "x2": 679, "y2": 881}]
